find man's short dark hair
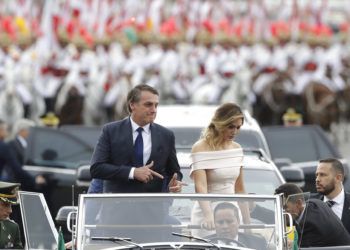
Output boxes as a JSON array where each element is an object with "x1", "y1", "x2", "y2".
[
  {"x1": 126, "y1": 84, "x2": 159, "y2": 113},
  {"x1": 275, "y1": 183, "x2": 304, "y2": 203},
  {"x1": 214, "y1": 202, "x2": 239, "y2": 220},
  {"x1": 319, "y1": 158, "x2": 345, "y2": 177}
]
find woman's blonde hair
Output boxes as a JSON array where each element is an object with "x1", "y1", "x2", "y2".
[{"x1": 202, "y1": 103, "x2": 244, "y2": 149}]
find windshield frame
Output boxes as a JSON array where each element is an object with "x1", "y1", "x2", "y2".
[{"x1": 75, "y1": 193, "x2": 286, "y2": 250}]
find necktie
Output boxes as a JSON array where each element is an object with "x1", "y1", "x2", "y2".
[
  {"x1": 134, "y1": 127, "x2": 144, "y2": 166},
  {"x1": 326, "y1": 200, "x2": 336, "y2": 208}
]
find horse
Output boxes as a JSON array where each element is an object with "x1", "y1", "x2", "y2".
[
  {"x1": 303, "y1": 82, "x2": 339, "y2": 131},
  {"x1": 335, "y1": 84, "x2": 350, "y2": 142},
  {"x1": 252, "y1": 70, "x2": 295, "y2": 126},
  {"x1": 83, "y1": 67, "x2": 108, "y2": 126},
  {"x1": 0, "y1": 83, "x2": 24, "y2": 129},
  {"x1": 55, "y1": 69, "x2": 85, "y2": 125}
]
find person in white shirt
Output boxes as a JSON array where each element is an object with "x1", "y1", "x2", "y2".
[{"x1": 315, "y1": 158, "x2": 350, "y2": 234}]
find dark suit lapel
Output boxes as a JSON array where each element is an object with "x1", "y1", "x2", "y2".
[
  {"x1": 341, "y1": 193, "x2": 350, "y2": 232},
  {"x1": 14, "y1": 138, "x2": 25, "y2": 164},
  {"x1": 122, "y1": 117, "x2": 135, "y2": 164}
]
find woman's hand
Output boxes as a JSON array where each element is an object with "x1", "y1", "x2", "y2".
[{"x1": 201, "y1": 213, "x2": 215, "y2": 230}]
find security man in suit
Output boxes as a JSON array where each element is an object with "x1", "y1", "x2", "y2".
[
  {"x1": 208, "y1": 202, "x2": 267, "y2": 249},
  {"x1": 90, "y1": 84, "x2": 184, "y2": 193},
  {"x1": 276, "y1": 183, "x2": 350, "y2": 247},
  {"x1": 5, "y1": 119, "x2": 46, "y2": 191},
  {"x1": 314, "y1": 158, "x2": 350, "y2": 234},
  {"x1": 0, "y1": 181, "x2": 23, "y2": 249}
]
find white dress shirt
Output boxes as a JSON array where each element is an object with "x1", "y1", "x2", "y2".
[
  {"x1": 128, "y1": 118, "x2": 152, "y2": 179},
  {"x1": 324, "y1": 188, "x2": 345, "y2": 220},
  {"x1": 17, "y1": 135, "x2": 27, "y2": 148}
]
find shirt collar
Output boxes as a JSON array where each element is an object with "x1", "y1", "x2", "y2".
[
  {"x1": 130, "y1": 117, "x2": 151, "y2": 134},
  {"x1": 16, "y1": 135, "x2": 27, "y2": 148},
  {"x1": 324, "y1": 188, "x2": 344, "y2": 205},
  {"x1": 296, "y1": 205, "x2": 306, "y2": 225}
]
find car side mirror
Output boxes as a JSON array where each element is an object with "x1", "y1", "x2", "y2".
[
  {"x1": 274, "y1": 158, "x2": 293, "y2": 168},
  {"x1": 76, "y1": 165, "x2": 91, "y2": 187},
  {"x1": 55, "y1": 206, "x2": 78, "y2": 240},
  {"x1": 280, "y1": 166, "x2": 305, "y2": 188},
  {"x1": 55, "y1": 206, "x2": 78, "y2": 223}
]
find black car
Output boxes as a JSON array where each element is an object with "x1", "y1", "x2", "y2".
[
  {"x1": 24, "y1": 125, "x2": 101, "y2": 216},
  {"x1": 262, "y1": 125, "x2": 349, "y2": 192}
]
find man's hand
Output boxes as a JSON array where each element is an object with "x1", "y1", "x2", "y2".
[
  {"x1": 35, "y1": 175, "x2": 46, "y2": 185},
  {"x1": 168, "y1": 173, "x2": 187, "y2": 193},
  {"x1": 134, "y1": 161, "x2": 164, "y2": 183}
]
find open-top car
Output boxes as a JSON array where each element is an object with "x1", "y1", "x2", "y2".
[
  {"x1": 18, "y1": 190, "x2": 350, "y2": 250},
  {"x1": 17, "y1": 190, "x2": 291, "y2": 250},
  {"x1": 64, "y1": 193, "x2": 288, "y2": 250}
]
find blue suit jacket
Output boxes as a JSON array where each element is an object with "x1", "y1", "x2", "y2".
[{"x1": 90, "y1": 117, "x2": 182, "y2": 193}]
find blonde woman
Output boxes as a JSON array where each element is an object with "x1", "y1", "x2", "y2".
[{"x1": 190, "y1": 103, "x2": 250, "y2": 237}]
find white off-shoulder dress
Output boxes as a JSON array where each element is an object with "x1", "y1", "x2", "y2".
[{"x1": 190, "y1": 148, "x2": 244, "y2": 237}]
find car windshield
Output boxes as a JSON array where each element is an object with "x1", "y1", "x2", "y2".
[
  {"x1": 262, "y1": 126, "x2": 337, "y2": 163},
  {"x1": 76, "y1": 194, "x2": 285, "y2": 250},
  {"x1": 18, "y1": 191, "x2": 58, "y2": 249}
]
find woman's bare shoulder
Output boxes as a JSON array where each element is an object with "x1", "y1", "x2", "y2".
[
  {"x1": 231, "y1": 141, "x2": 242, "y2": 149},
  {"x1": 191, "y1": 139, "x2": 210, "y2": 153}
]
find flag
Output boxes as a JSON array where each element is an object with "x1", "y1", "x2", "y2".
[
  {"x1": 287, "y1": 226, "x2": 299, "y2": 250},
  {"x1": 57, "y1": 227, "x2": 66, "y2": 250}
]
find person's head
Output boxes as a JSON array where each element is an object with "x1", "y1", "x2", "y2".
[
  {"x1": 213, "y1": 202, "x2": 240, "y2": 240},
  {"x1": 316, "y1": 158, "x2": 344, "y2": 198},
  {"x1": 0, "y1": 119, "x2": 8, "y2": 140},
  {"x1": 12, "y1": 118, "x2": 35, "y2": 139},
  {"x1": 0, "y1": 182, "x2": 20, "y2": 220},
  {"x1": 282, "y1": 108, "x2": 303, "y2": 127},
  {"x1": 203, "y1": 103, "x2": 244, "y2": 149},
  {"x1": 275, "y1": 183, "x2": 305, "y2": 220},
  {"x1": 127, "y1": 84, "x2": 159, "y2": 127}
]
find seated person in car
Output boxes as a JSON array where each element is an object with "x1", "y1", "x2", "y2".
[{"x1": 208, "y1": 202, "x2": 267, "y2": 250}]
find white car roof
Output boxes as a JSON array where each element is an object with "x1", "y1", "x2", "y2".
[
  {"x1": 155, "y1": 105, "x2": 216, "y2": 128},
  {"x1": 155, "y1": 105, "x2": 260, "y2": 131},
  {"x1": 155, "y1": 105, "x2": 271, "y2": 158}
]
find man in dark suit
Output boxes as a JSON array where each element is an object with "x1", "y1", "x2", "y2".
[
  {"x1": 90, "y1": 84, "x2": 183, "y2": 193},
  {"x1": 275, "y1": 183, "x2": 350, "y2": 248},
  {"x1": 7, "y1": 119, "x2": 35, "y2": 165},
  {"x1": 208, "y1": 202, "x2": 267, "y2": 250},
  {"x1": 0, "y1": 181, "x2": 23, "y2": 249},
  {"x1": 5, "y1": 119, "x2": 46, "y2": 191},
  {"x1": 0, "y1": 121, "x2": 19, "y2": 179},
  {"x1": 314, "y1": 158, "x2": 350, "y2": 234}
]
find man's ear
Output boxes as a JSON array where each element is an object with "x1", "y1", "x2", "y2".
[
  {"x1": 129, "y1": 102, "x2": 135, "y2": 112},
  {"x1": 335, "y1": 173, "x2": 344, "y2": 182},
  {"x1": 296, "y1": 198, "x2": 304, "y2": 210}
]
